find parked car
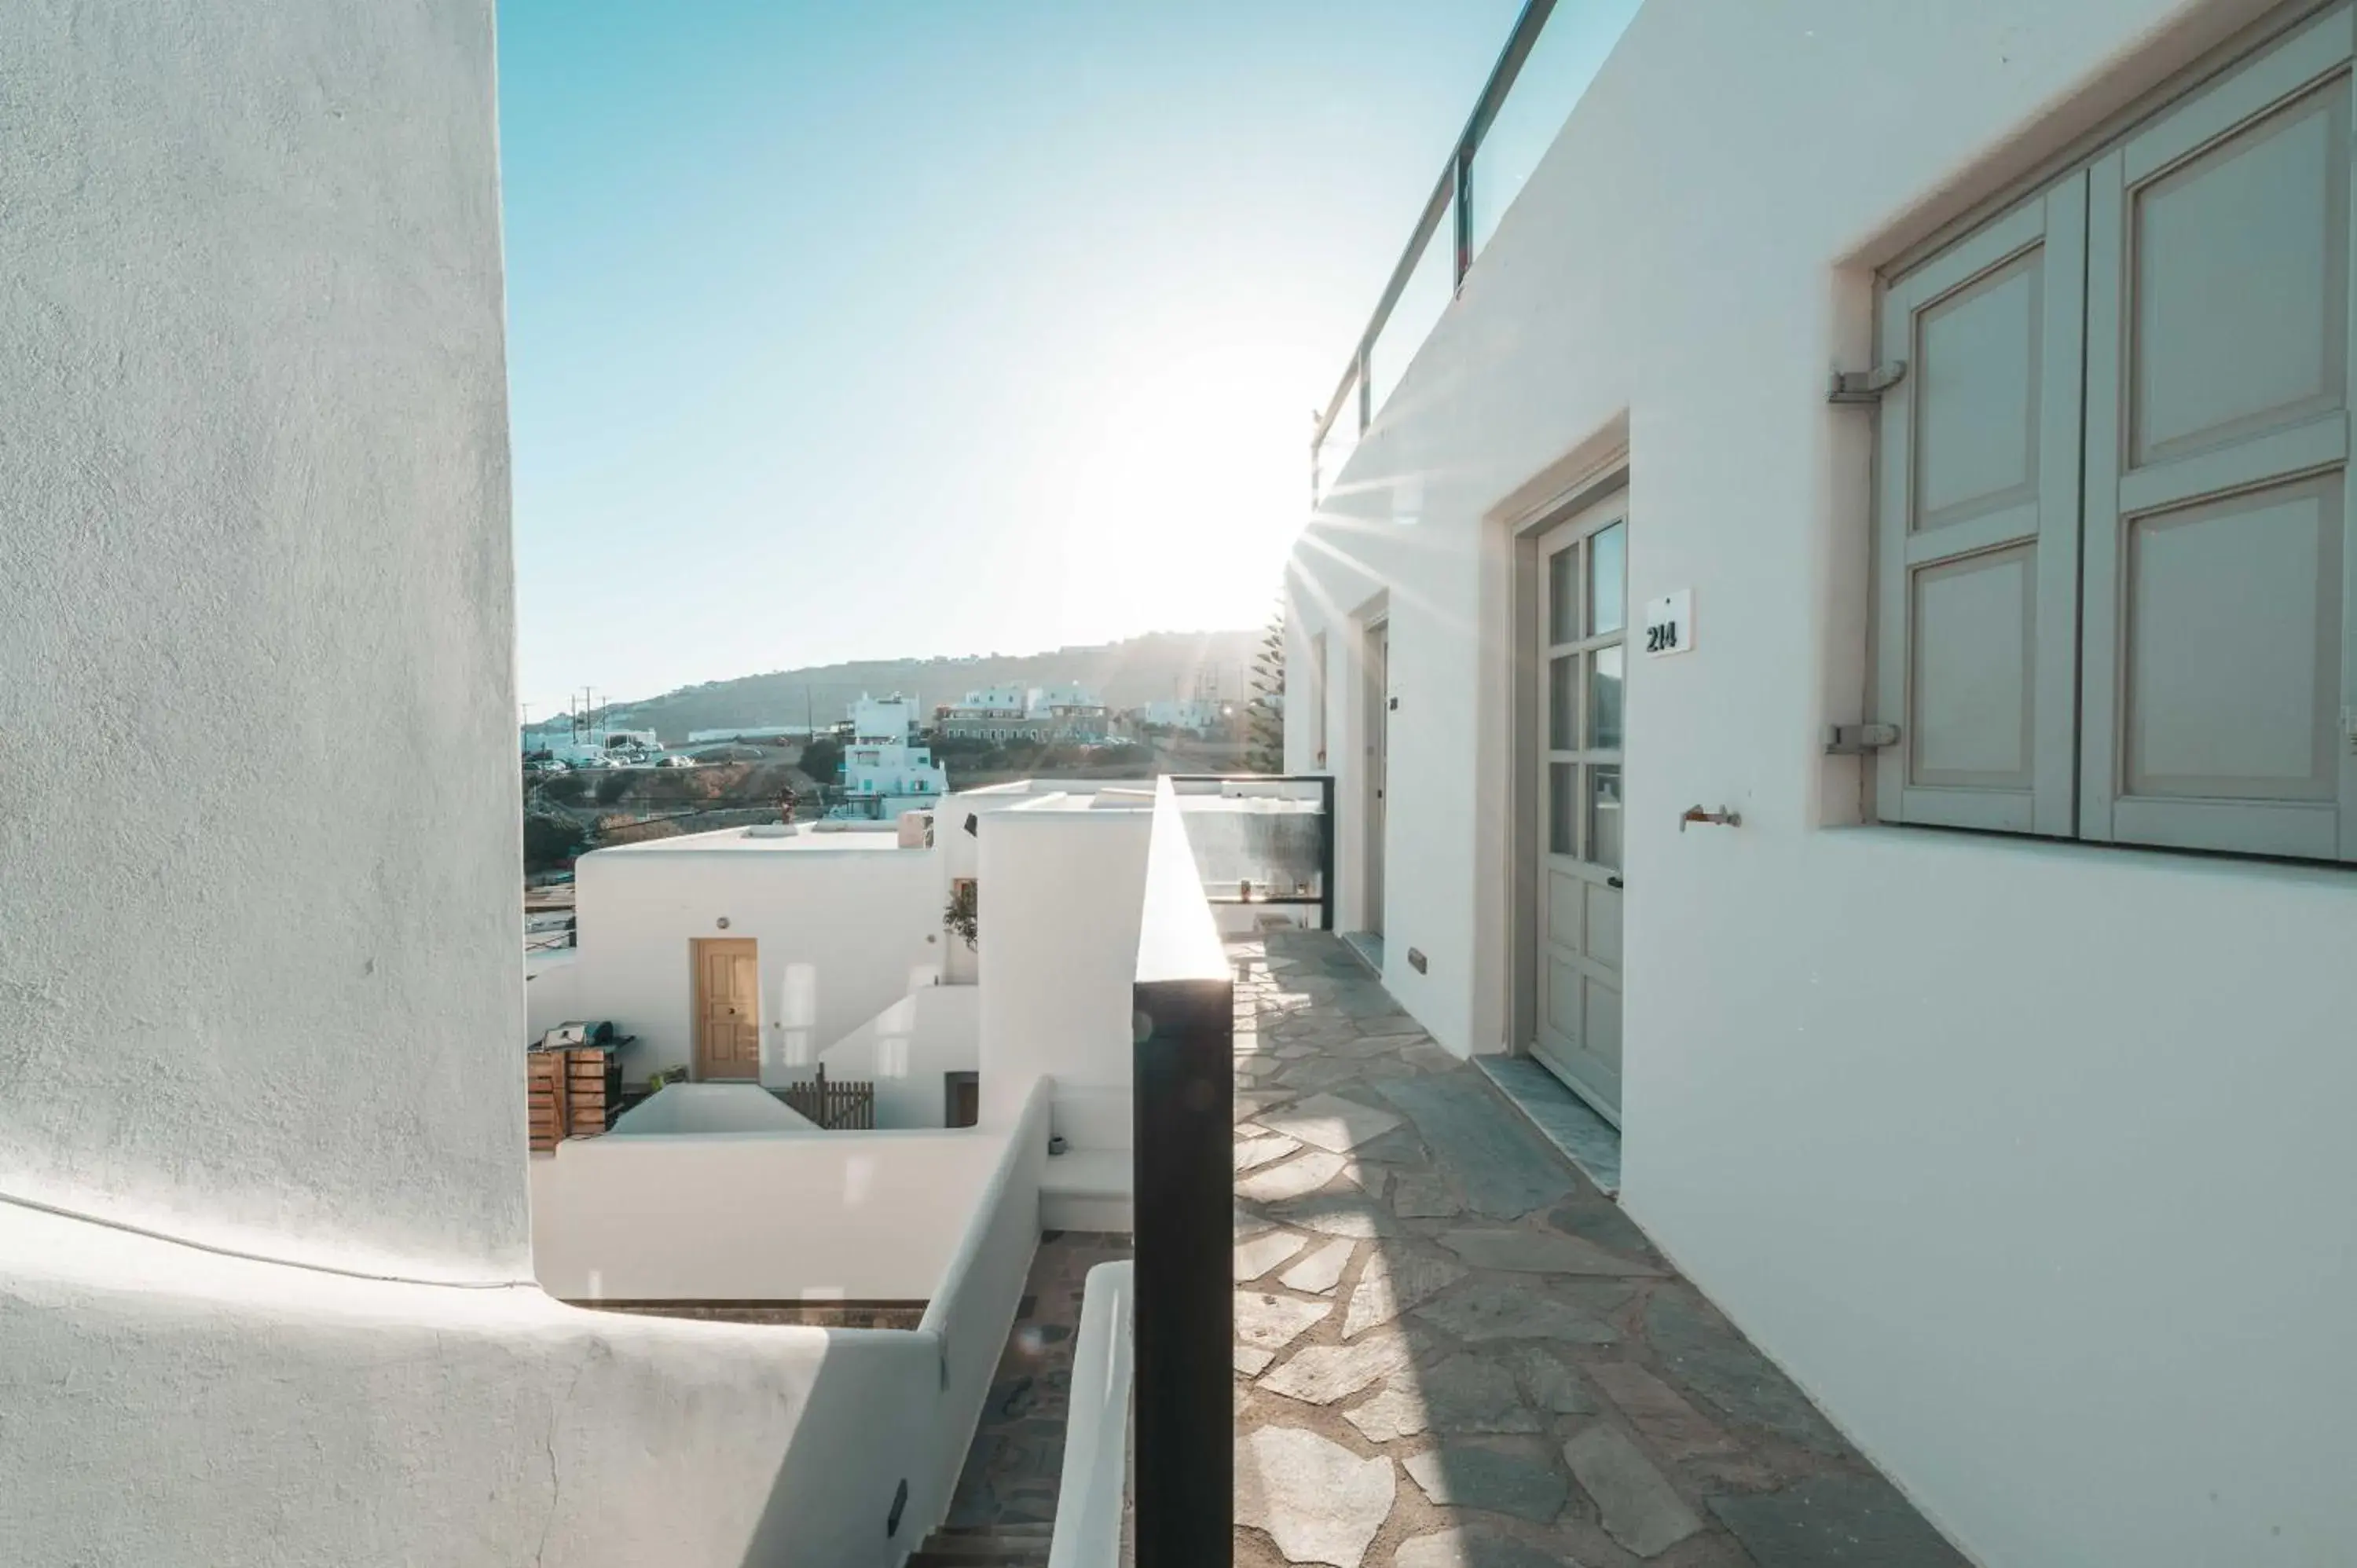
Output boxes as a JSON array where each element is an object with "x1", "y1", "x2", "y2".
[
  {"x1": 526, "y1": 757, "x2": 569, "y2": 774},
  {"x1": 657, "y1": 754, "x2": 696, "y2": 768}
]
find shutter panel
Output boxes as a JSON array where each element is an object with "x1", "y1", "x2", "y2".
[
  {"x1": 1874, "y1": 177, "x2": 2087, "y2": 835},
  {"x1": 2079, "y1": 9, "x2": 2357, "y2": 863}
]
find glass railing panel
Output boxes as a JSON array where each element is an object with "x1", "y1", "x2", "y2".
[
  {"x1": 1466, "y1": 0, "x2": 1643, "y2": 262},
  {"x1": 1314, "y1": 377, "x2": 1360, "y2": 500},
  {"x1": 1365, "y1": 196, "x2": 1456, "y2": 423}
]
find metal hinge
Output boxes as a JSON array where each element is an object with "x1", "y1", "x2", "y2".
[
  {"x1": 1825, "y1": 722, "x2": 1901, "y2": 755},
  {"x1": 1827, "y1": 361, "x2": 1907, "y2": 405}
]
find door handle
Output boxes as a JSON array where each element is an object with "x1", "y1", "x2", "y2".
[{"x1": 1606, "y1": 876, "x2": 1623, "y2": 889}]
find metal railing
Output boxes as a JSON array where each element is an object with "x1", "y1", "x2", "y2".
[{"x1": 1310, "y1": 0, "x2": 1638, "y2": 500}]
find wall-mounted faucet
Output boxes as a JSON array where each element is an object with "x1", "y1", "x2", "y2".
[{"x1": 1680, "y1": 804, "x2": 1741, "y2": 832}]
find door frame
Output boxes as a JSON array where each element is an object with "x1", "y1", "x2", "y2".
[
  {"x1": 1506, "y1": 463, "x2": 1630, "y2": 1102},
  {"x1": 690, "y1": 936, "x2": 762, "y2": 1082},
  {"x1": 1358, "y1": 600, "x2": 1391, "y2": 939}
]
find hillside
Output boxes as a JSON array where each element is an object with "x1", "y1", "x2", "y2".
[{"x1": 600, "y1": 628, "x2": 1263, "y2": 743}]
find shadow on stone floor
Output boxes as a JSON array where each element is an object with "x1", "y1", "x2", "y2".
[{"x1": 1230, "y1": 929, "x2": 1967, "y2": 1568}]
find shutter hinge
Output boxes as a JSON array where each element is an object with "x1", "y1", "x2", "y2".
[
  {"x1": 1826, "y1": 722, "x2": 1901, "y2": 755},
  {"x1": 1828, "y1": 361, "x2": 1907, "y2": 405}
]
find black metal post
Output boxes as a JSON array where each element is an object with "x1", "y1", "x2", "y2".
[
  {"x1": 1318, "y1": 774, "x2": 1336, "y2": 932},
  {"x1": 1131, "y1": 972, "x2": 1234, "y2": 1568}
]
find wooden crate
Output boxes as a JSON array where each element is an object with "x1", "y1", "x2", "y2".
[{"x1": 528, "y1": 1047, "x2": 614, "y2": 1151}]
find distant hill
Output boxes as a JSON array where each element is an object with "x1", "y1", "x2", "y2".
[{"x1": 595, "y1": 629, "x2": 1264, "y2": 744}]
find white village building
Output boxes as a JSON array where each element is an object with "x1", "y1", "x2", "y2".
[{"x1": 834, "y1": 691, "x2": 949, "y2": 819}]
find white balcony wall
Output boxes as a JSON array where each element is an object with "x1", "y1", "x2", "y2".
[
  {"x1": 530, "y1": 1122, "x2": 1009, "y2": 1302},
  {"x1": 975, "y1": 804, "x2": 1153, "y2": 1125},
  {"x1": 574, "y1": 831, "x2": 941, "y2": 1086},
  {"x1": 819, "y1": 985, "x2": 982, "y2": 1128},
  {"x1": 1286, "y1": 2, "x2": 2355, "y2": 1565}
]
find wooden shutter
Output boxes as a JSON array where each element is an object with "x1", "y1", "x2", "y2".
[
  {"x1": 1875, "y1": 177, "x2": 2088, "y2": 835},
  {"x1": 2080, "y1": 8, "x2": 2357, "y2": 862}
]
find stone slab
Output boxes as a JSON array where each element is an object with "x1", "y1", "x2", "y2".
[
  {"x1": 1279, "y1": 1238, "x2": 1356, "y2": 1295},
  {"x1": 1390, "y1": 1173, "x2": 1463, "y2": 1218},
  {"x1": 1472, "y1": 1053, "x2": 1622, "y2": 1196},
  {"x1": 1263, "y1": 1092, "x2": 1407, "y2": 1154},
  {"x1": 1237, "y1": 1229, "x2": 1311, "y2": 1282},
  {"x1": 1563, "y1": 1424, "x2": 1705, "y2": 1558},
  {"x1": 1238, "y1": 1291, "x2": 1334, "y2": 1354},
  {"x1": 1237, "y1": 1345, "x2": 1276, "y2": 1376},
  {"x1": 1374, "y1": 1075, "x2": 1573, "y2": 1218},
  {"x1": 1239, "y1": 1151, "x2": 1350, "y2": 1204},
  {"x1": 1402, "y1": 1442, "x2": 1569, "y2": 1523},
  {"x1": 1414, "y1": 1281, "x2": 1623, "y2": 1346},
  {"x1": 1587, "y1": 1361, "x2": 1739, "y2": 1461},
  {"x1": 1238, "y1": 1134, "x2": 1305, "y2": 1173},
  {"x1": 1237, "y1": 1427, "x2": 1397, "y2": 1568},
  {"x1": 1267, "y1": 1192, "x2": 1402, "y2": 1240},
  {"x1": 1343, "y1": 1249, "x2": 1468, "y2": 1339},
  {"x1": 1259, "y1": 1337, "x2": 1413, "y2": 1406},
  {"x1": 1440, "y1": 1228, "x2": 1662, "y2": 1277},
  {"x1": 1343, "y1": 1354, "x2": 1540, "y2": 1442},
  {"x1": 1394, "y1": 1530, "x2": 1581, "y2": 1568},
  {"x1": 1707, "y1": 1476, "x2": 1970, "y2": 1567},
  {"x1": 1644, "y1": 1291, "x2": 1843, "y2": 1453},
  {"x1": 1501, "y1": 1346, "x2": 1594, "y2": 1415}
]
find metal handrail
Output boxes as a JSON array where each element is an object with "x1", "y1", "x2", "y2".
[{"x1": 1311, "y1": 0, "x2": 1565, "y2": 463}]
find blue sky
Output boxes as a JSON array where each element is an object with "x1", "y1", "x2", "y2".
[{"x1": 498, "y1": 0, "x2": 1523, "y2": 718}]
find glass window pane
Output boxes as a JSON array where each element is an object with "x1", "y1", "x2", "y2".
[
  {"x1": 1589, "y1": 521, "x2": 1626, "y2": 636},
  {"x1": 1588, "y1": 764, "x2": 1622, "y2": 870},
  {"x1": 1366, "y1": 195, "x2": 1456, "y2": 421},
  {"x1": 1548, "y1": 545, "x2": 1577, "y2": 643},
  {"x1": 1466, "y1": 0, "x2": 1644, "y2": 261},
  {"x1": 1589, "y1": 646, "x2": 1623, "y2": 749},
  {"x1": 1549, "y1": 655, "x2": 1576, "y2": 749},
  {"x1": 1550, "y1": 762, "x2": 1576, "y2": 855}
]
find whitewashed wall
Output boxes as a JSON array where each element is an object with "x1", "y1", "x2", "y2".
[
  {"x1": 1286, "y1": 2, "x2": 2355, "y2": 1565},
  {"x1": 976, "y1": 804, "x2": 1153, "y2": 1124},
  {"x1": 524, "y1": 948, "x2": 586, "y2": 1042},
  {"x1": 574, "y1": 833, "x2": 941, "y2": 1086},
  {"x1": 819, "y1": 985, "x2": 982, "y2": 1128},
  {"x1": 530, "y1": 1124, "x2": 1008, "y2": 1302}
]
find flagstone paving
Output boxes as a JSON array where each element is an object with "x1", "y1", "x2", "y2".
[{"x1": 1233, "y1": 929, "x2": 1966, "y2": 1568}]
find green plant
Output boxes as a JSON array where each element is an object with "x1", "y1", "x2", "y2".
[
  {"x1": 593, "y1": 769, "x2": 634, "y2": 805},
  {"x1": 522, "y1": 808, "x2": 589, "y2": 871},
  {"x1": 540, "y1": 772, "x2": 588, "y2": 804},
  {"x1": 944, "y1": 879, "x2": 978, "y2": 949}
]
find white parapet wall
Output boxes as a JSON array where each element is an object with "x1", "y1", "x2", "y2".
[{"x1": 531, "y1": 1119, "x2": 1013, "y2": 1302}]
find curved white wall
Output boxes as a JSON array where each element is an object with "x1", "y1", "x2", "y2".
[
  {"x1": 1287, "y1": 2, "x2": 2357, "y2": 1564},
  {"x1": 0, "y1": 0, "x2": 522, "y2": 1276}
]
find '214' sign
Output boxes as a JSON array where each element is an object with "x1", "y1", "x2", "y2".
[{"x1": 1640, "y1": 589, "x2": 1692, "y2": 658}]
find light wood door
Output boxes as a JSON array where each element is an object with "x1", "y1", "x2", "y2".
[
  {"x1": 1534, "y1": 501, "x2": 1626, "y2": 1122},
  {"x1": 692, "y1": 938, "x2": 761, "y2": 1080}
]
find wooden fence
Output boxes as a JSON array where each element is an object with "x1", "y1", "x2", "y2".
[{"x1": 778, "y1": 1064, "x2": 876, "y2": 1130}]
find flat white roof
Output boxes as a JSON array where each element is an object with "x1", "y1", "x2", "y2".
[{"x1": 593, "y1": 826, "x2": 913, "y2": 855}]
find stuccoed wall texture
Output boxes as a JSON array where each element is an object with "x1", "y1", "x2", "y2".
[{"x1": 0, "y1": 0, "x2": 526, "y2": 1274}]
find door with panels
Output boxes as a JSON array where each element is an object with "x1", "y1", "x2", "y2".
[
  {"x1": 2080, "y1": 9, "x2": 2357, "y2": 860},
  {"x1": 1534, "y1": 499, "x2": 1626, "y2": 1122},
  {"x1": 693, "y1": 937, "x2": 761, "y2": 1081}
]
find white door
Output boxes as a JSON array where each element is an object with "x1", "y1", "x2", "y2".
[
  {"x1": 1534, "y1": 503, "x2": 1626, "y2": 1121},
  {"x1": 1365, "y1": 618, "x2": 1389, "y2": 937}
]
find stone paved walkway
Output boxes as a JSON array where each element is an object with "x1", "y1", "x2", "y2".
[{"x1": 1232, "y1": 930, "x2": 1967, "y2": 1568}]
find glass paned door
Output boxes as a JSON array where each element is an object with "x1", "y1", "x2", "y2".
[{"x1": 1534, "y1": 506, "x2": 1627, "y2": 1123}]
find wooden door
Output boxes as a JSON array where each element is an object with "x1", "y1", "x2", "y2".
[
  {"x1": 1534, "y1": 501, "x2": 1626, "y2": 1123},
  {"x1": 691, "y1": 938, "x2": 761, "y2": 1080}
]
